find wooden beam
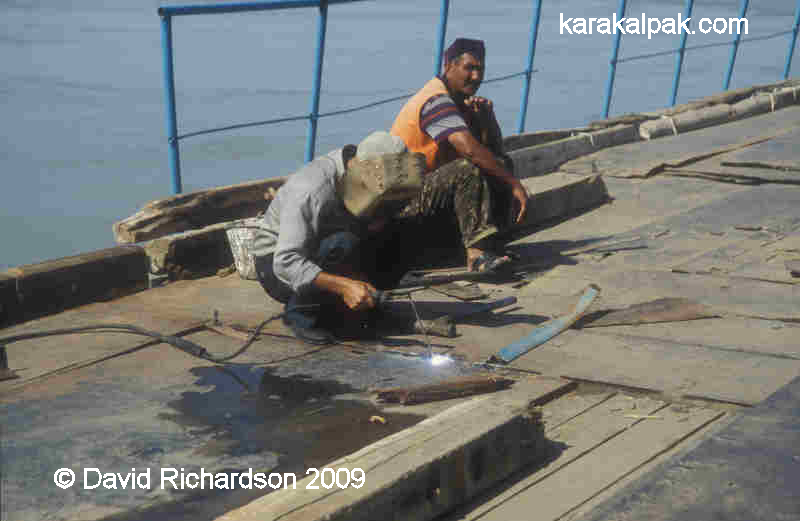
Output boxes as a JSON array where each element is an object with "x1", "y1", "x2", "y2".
[
  {"x1": 2, "y1": 246, "x2": 148, "y2": 325},
  {"x1": 113, "y1": 177, "x2": 286, "y2": 244}
]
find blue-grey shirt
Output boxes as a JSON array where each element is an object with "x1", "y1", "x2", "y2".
[{"x1": 251, "y1": 149, "x2": 359, "y2": 294}]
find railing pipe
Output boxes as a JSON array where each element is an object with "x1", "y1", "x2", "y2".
[
  {"x1": 305, "y1": 0, "x2": 328, "y2": 163},
  {"x1": 669, "y1": 0, "x2": 695, "y2": 106},
  {"x1": 158, "y1": 0, "x2": 361, "y2": 17},
  {"x1": 516, "y1": 0, "x2": 542, "y2": 134},
  {"x1": 602, "y1": 0, "x2": 627, "y2": 118},
  {"x1": 434, "y1": 0, "x2": 450, "y2": 76},
  {"x1": 785, "y1": 0, "x2": 800, "y2": 79},
  {"x1": 160, "y1": 14, "x2": 183, "y2": 194},
  {"x1": 723, "y1": 0, "x2": 750, "y2": 90},
  {"x1": 157, "y1": 0, "x2": 800, "y2": 191}
]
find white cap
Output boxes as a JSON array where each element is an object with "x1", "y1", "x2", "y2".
[{"x1": 356, "y1": 131, "x2": 407, "y2": 160}]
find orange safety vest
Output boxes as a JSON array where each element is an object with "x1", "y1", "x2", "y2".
[{"x1": 391, "y1": 77, "x2": 460, "y2": 172}]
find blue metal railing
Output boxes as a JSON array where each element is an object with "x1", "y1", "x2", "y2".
[
  {"x1": 159, "y1": 0, "x2": 800, "y2": 194},
  {"x1": 158, "y1": 0, "x2": 544, "y2": 193},
  {"x1": 603, "y1": 0, "x2": 800, "y2": 118}
]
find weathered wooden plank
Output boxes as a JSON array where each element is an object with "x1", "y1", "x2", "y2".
[
  {"x1": 504, "y1": 129, "x2": 587, "y2": 153},
  {"x1": 464, "y1": 403, "x2": 723, "y2": 521},
  {"x1": 2, "y1": 246, "x2": 148, "y2": 325},
  {"x1": 526, "y1": 263, "x2": 800, "y2": 321},
  {"x1": 582, "y1": 376, "x2": 800, "y2": 521},
  {"x1": 509, "y1": 328, "x2": 800, "y2": 405},
  {"x1": 589, "y1": 80, "x2": 798, "y2": 129},
  {"x1": 0, "y1": 306, "x2": 201, "y2": 395},
  {"x1": 114, "y1": 143, "x2": 611, "y2": 247},
  {"x1": 451, "y1": 394, "x2": 668, "y2": 521},
  {"x1": 639, "y1": 104, "x2": 735, "y2": 140},
  {"x1": 509, "y1": 125, "x2": 638, "y2": 177},
  {"x1": 143, "y1": 221, "x2": 234, "y2": 280},
  {"x1": 0, "y1": 275, "x2": 275, "y2": 393},
  {"x1": 215, "y1": 377, "x2": 573, "y2": 521},
  {"x1": 579, "y1": 317, "x2": 800, "y2": 361},
  {"x1": 519, "y1": 173, "x2": 608, "y2": 228},
  {"x1": 662, "y1": 128, "x2": 800, "y2": 185},
  {"x1": 670, "y1": 235, "x2": 800, "y2": 285},
  {"x1": 559, "y1": 106, "x2": 800, "y2": 178},
  {"x1": 538, "y1": 391, "x2": 616, "y2": 433},
  {"x1": 113, "y1": 177, "x2": 285, "y2": 244},
  {"x1": 135, "y1": 173, "x2": 609, "y2": 280}
]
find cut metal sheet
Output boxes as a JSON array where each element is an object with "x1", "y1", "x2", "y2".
[
  {"x1": 431, "y1": 281, "x2": 489, "y2": 301},
  {"x1": 577, "y1": 298, "x2": 718, "y2": 328}
]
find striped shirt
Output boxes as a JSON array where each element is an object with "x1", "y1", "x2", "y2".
[{"x1": 420, "y1": 93, "x2": 469, "y2": 143}]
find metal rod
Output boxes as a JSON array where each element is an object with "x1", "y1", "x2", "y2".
[
  {"x1": 602, "y1": 0, "x2": 627, "y2": 119},
  {"x1": 434, "y1": 0, "x2": 450, "y2": 76},
  {"x1": 158, "y1": 0, "x2": 362, "y2": 17},
  {"x1": 305, "y1": 0, "x2": 328, "y2": 163},
  {"x1": 160, "y1": 14, "x2": 183, "y2": 194},
  {"x1": 516, "y1": 0, "x2": 542, "y2": 134},
  {"x1": 669, "y1": 0, "x2": 694, "y2": 106},
  {"x1": 724, "y1": 0, "x2": 750, "y2": 90},
  {"x1": 785, "y1": 0, "x2": 800, "y2": 79}
]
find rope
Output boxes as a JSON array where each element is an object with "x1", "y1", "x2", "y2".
[
  {"x1": 175, "y1": 70, "x2": 537, "y2": 141},
  {"x1": 617, "y1": 29, "x2": 794, "y2": 65},
  {"x1": 178, "y1": 115, "x2": 309, "y2": 140}
]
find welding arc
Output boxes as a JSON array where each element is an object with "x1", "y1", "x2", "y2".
[{"x1": 0, "y1": 313, "x2": 286, "y2": 364}]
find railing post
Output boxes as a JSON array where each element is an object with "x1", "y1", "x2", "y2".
[
  {"x1": 305, "y1": 0, "x2": 328, "y2": 163},
  {"x1": 785, "y1": 0, "x2": 800, "y2": 79},
  {"x1": 723, "y1": 0, "x2": 750, "y2": 90},
  {"x1": 434, "y1": 0, "x2": 450, "y2": 76},
  {"x1": 160, "y1": 13, "x2": 182, "y2": 194},
  {"x1": 602, "y1": 0, "x2": 627, "y2": 119},
  {"x1": 669, "y1": 0, "x2": 694, "y2": 106},
  {"x1": 516, "y1": 0, "x2": 542, "y2": 134}
]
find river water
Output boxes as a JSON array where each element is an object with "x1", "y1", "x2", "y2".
[{"x1": 1, "y1": 0, "x2": 797, "y2": 269}]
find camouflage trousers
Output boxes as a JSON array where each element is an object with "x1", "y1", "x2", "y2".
[
  {"x1": 396, "y1": 157, "x2": 513, "y2": 248},
  {"x1": 358, "y1": 157, "x2": 514, "y2": 289}
]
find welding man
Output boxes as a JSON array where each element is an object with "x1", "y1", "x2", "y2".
[{"x1": 250, "y1": 131, "x2": 426, "y2": 345}]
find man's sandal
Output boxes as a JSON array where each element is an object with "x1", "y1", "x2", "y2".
[{"x1": 469, "y1": 251, "x2": 512, "y2": 273}]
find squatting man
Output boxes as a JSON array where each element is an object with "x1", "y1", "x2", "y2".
[{"x1": 251, "y1": 39, "x2": 530, "y2": 345}]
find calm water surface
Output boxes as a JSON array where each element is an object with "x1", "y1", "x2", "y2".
[{"x1": 1, "y1": 0, "x2": 796, "y2": 269}]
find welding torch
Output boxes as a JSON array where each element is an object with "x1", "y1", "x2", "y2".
[{"x1": 369, "y1": 288, "x2": 517, "y2": 338}]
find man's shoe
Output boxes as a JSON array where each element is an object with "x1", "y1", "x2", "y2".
[{"x1": 282, "y1": 313, "x2": 335, "y2": 345}]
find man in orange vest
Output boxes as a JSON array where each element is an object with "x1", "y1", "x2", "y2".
[{"x1": 391, "y1": 37, "x2": 528, "y2": 272}]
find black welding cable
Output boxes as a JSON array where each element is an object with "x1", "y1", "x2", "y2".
[{"x1": 0, "y1": 312, "x2": 286, "y2": 364}]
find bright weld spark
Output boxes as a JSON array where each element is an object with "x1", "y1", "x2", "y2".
[{"x1": 430, "y1": 354, "x2": 453, "y2": 366}]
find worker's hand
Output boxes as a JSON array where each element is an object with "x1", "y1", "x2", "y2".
[
  {"x1": 340, "y1": 279, "x2": 378, "y2": 311},
  {"x1": 466, "y1": 96, "x2": 504, "y2": 154},
  {"x1": 510, "y1": 178, "x2": 528, "y2": 224},
  {"x1": 467, "y1": 96, "x2": 493, "y2": 115}
]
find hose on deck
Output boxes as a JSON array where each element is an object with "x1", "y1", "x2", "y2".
[{"x1": 0, "y1": 312, "x2": 286, "y2": 364}]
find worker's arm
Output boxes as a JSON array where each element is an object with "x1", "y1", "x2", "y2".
[
  {"x1": 313, "y1": 272, "x2": 376, "y2": 311},
  {"x1": 447, "y1": 129, "x2": 528, "y2": 223},
  {"x1": 274, "y1": 207, "x2": 377, "y2": 311},
  {"x1": 273, "y1": 186, "x2": 376, "y2": 311},
  {"x1": 466, "y1": 96, "x2": 504, "y2": 155}
]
